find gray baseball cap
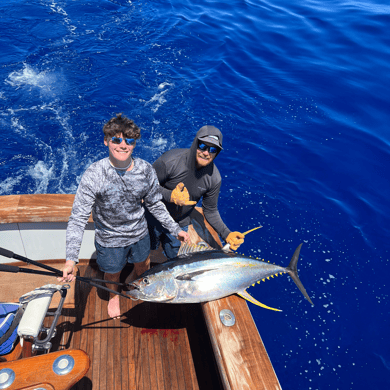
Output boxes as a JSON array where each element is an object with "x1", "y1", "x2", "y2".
[{"x1": 198, "y1": 132, "x2": 223, "y2": 150}]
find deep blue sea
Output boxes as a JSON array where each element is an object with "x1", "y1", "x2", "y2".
[{"x1": 1, "y1": 0, "x2": 389, "y2": 388}]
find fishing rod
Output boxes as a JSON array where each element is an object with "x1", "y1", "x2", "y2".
[
  {"x1": 0, "y1": 247, "x2": 132, "y2": 300},
  {"x1": 0, "y1": 263, "x2": 127, "y2": 286}
]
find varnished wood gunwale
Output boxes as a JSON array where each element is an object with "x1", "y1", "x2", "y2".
[
  {"x1": 0, "y1": 194, "x2": 92, "y2": 223},
  {"x1": 0, "y1": 349, "x2": 90, "y2": 390},
  {"x1": 202, "y1": 297, "x2": 281, "y2": 390}
]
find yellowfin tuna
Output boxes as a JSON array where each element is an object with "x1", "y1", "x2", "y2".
[{"x1": 128, "y1": 244, "x2": 313, "y2": 311}]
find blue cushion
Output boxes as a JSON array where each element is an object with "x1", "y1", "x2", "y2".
[{"x1": 0, "y1": 303, "x2": 21, "y2": 355}]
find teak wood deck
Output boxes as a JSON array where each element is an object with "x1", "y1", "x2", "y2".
[
  {"x1": 0, "y1": 194, "x2": 282, "y2": 390},
  {"x1": 48, "y1": 263, "x2": 224, "y2": 390}
]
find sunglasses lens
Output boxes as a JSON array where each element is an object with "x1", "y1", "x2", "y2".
[
  {"x1": 111, "y1": 137, "x2": 135, "y2": 145},
  {"x1": 198, "y1": 142, "x2": 207, "y2": 151},
  {"x1": 198, "y1": 142, "x2": 217, "y2": 154}
]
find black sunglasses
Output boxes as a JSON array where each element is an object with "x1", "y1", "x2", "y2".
[
  {"x1": 197, "y1": 142, "x2": 218, "y2": 154},
  {"x1": 111, "y1": 136, "x2": 136, "y2": 146}
]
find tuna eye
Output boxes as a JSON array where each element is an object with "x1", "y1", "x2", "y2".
[{"x1": 143, "y1": 278, "x2": 150, "y2": 285}]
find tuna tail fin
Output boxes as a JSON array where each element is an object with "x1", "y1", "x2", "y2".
[
  {"x1": 237, "y1": 290, "x2": 282, "y2": 312},
  {"x1": 286, "y1": 244, "x2": 314, "y2": 305}
]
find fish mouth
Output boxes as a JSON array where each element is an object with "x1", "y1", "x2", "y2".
[
  {"x1": 124, "y1": 284, "x2": 177, "y2": 303},
  {"x1": 125, "y1": 286, "x2": 141, "y2": 300},
  {"x1": 129, "y1": 283, "x2": 140, "y2": 290},
  {"x1": 125, "y1": 283, "x2": 140, "y2": 297}
]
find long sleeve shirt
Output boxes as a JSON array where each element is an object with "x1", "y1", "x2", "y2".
[
  {"x1": 66, "y1": 157, "x2": 181, "y2": 263},
  {"x1": 152, "y1": 126, "x2": 231, "y2": 240}
]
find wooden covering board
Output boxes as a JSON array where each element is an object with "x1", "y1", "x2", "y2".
[
  {"x1": 0, "y1": 349, "x2": 90, "y2": 390},
  {"x1": 0, "y1": 194, "x2": 93, "y2": 223},
  {"x1": 202, "y1": 296, "x2": 281, "y2": 390}
]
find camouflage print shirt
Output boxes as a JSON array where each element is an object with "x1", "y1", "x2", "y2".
[{"x1": 66, "y1": 157, "x2": 181, "y2": 263}]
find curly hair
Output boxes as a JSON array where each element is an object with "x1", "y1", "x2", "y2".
[{"x1": 103, "y1": 113, "x2": 141, "y2": 140}]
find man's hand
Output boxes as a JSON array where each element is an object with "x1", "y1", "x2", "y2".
[
  {"x1": 226, "y1": 232, "x2": 245, "y2": 251},
  {"x1": 170, "y1": 182, "x2": 197, "y2": 206},
  {"x1": 58, "y1": 260, "x2": 76, "y2": 283},
  {"x1": 177, "y1": 230, "x2": 190, "y2": 243}
]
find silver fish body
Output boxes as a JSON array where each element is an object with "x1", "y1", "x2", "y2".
[{"x1": 128, "y1": 245, "x2": 313, "y2": 308}]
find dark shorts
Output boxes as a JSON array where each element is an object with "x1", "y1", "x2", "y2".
[
  {"x1": 149, "y1": 223, "x2": 189, "y2": 259},
  {"x1": 95, "y1": 233, "x2": 151, "y2": 274},
  {"x1": 145, "y1": 210, "x2": 188, "y2": 259},
  {"x1": 145, "y1": 208, "x2": 219, "y2": 260}
]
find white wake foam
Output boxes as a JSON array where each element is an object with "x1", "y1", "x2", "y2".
[{"x1": 5, "y1": 64, "x2": 60, "y2": 98}]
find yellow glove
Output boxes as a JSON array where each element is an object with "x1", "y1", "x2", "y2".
[
  {"x1": 226, "y1": 232, "x2": 245, "y2": 251},
  {"x1": 170, "y1": 182, "x2": 197, "y2": 206}
]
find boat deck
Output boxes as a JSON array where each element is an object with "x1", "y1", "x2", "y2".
[
  {"x1": 49, "y1": 262, "x2": 223, "y2": 390},
  {"x1": 1, "y1": 195, "x2": 281, "y2": 390}
]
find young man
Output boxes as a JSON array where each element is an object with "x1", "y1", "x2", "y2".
[
  {"x1": 60, "y1": 114, "x2": 189, "y2": 318},
  {"x1": 147, "y1": 125, "x2": 245, "y2": 259}
]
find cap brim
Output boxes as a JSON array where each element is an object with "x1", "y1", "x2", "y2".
[{"x1": 198, "y1": 136, "x2": 223, "y2": 150}]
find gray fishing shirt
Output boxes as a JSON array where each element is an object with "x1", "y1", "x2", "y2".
[
  {"x1": 66, "y1": 157, "x2": 182, "y2": 263},
  {"x1": 153, "y1": 126, "x2": 231, "y2": 240}
]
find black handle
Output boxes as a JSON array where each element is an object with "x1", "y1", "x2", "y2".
[
  {"x1": 0, "y1": 264, "x2": 19, "y2": 273},
  {"x1": 0, "y1": 246, "x2": 60, "y2": 275},
  {"x1": 0, "y1": 264, "x2": 59, "y2": 277},
  {"x1": 0, "y1": 247, "x2": 15, "y2": 259}
]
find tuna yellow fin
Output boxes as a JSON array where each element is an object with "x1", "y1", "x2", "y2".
[
  {"x1": 242, "y1": 226, "x2": 262, "y2": 236},
  {"x1": 237, "y1": 290, "x2": 282, "y2": 312}
]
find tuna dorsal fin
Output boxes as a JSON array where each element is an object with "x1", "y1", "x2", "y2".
[
  {"x1": 237, "y1": 290, "x2": 282, "y2": 312},
  {"x1": 177, "y1": 241, "x2": 214, "y2": 255}
]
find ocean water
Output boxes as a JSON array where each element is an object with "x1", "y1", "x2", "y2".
[{"x1": 0, "y1": 0, "x2": 389, "y2": 388}]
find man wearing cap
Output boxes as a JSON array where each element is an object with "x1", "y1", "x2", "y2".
[{"x1": 147, "y1": 125, "x2": 245, "y2": 259}]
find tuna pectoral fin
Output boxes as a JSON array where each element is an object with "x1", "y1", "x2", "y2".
[{"x1": 237, "y1": 290, "x2": 282, "y2": 312}]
